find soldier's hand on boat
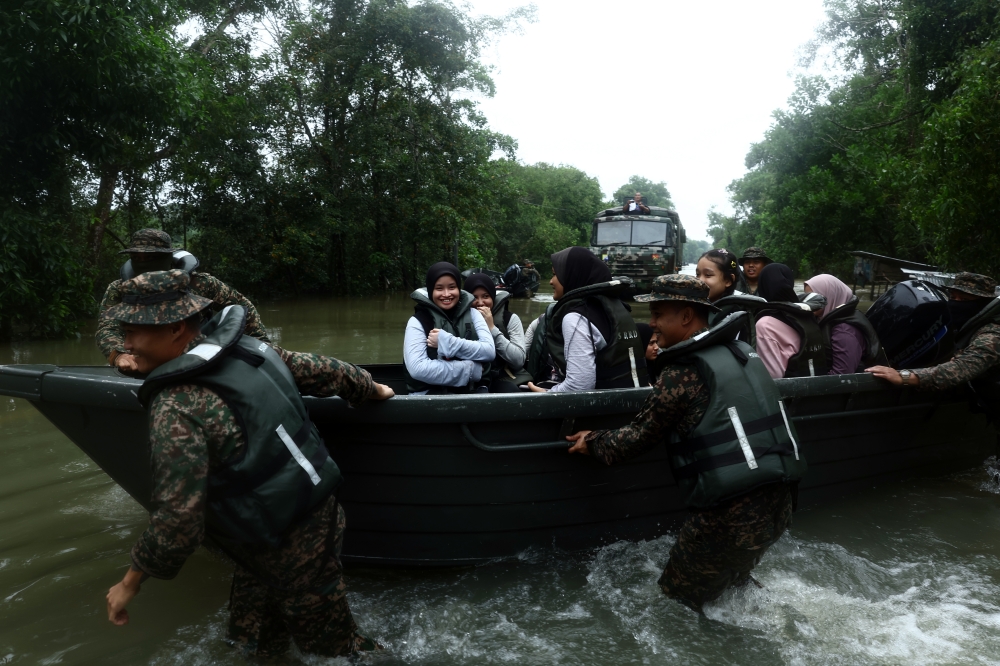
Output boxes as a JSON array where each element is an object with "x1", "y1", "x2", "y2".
[
  {"x1": 476, "y1": 305, "x2": 494, "y2": 329},
  {"x1": 526, "y1": 382, "x2": 548, "y2": 393},
  {"x1": 566, "y1": 430, "x2": 592, "y2": 455},
  {"x1": 106, "y1": 569, "x2": 143, "y2": 626},
  {"x1": 427, "y1": 329, "x2": 440, "y2": 348},
  {"x1": 114, "y1": 353, "x2": 139, "y2": 373},
  {"x1": 865, "y1": 365, "x2": 917, "y2": 386},
  {"x1": 371, "y1": 382, "x2": 395, "y2": 400}
]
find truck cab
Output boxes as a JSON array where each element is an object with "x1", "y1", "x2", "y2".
[{"x1": 588, "y1": 206, "x2": 685, "y2": 290}]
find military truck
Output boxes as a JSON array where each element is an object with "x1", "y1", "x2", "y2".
[{"x1": 588, "y1": 205, "x2": 686, "y2": 290}]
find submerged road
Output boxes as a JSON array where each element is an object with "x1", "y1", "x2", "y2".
[{"x1": 2, "y1": 291, "x2": 1000, "y2": 664}]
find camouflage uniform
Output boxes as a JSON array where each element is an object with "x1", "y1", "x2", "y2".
[
  {"x1": 96, "y1": 229, "x2": 269, "y2": 360},
  {"x1": 588, "y1": 274, "x2": 794, "y2": 612},
  {"x1": 107, "y1": 270, "x2": 378, "y2": 658},
  {"x1": 914, "y1": 272, "x2": 1000, "y2": 391}
]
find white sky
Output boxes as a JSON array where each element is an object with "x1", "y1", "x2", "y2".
[{"x1": 466, "y1": 0, "x2": 830, "y2": 242}]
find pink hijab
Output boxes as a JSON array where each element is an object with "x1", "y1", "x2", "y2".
[{"x1": 804, "y1": 274, "x2": 854, "y2": 319}]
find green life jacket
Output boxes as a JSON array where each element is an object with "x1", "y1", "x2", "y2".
[
  {"x1": 954, "y1": 298, "x2": 1000, "y2": 424},
  {"x1": 527, "y1": 278, "x2": 647, "y2": 389},
  {"x1": 137, "y1": 305, "x2": 341, "y2": 548},
  {"x1": 817, "y1": 296, "x2": 886, "y2": 371},
  {"x1": 660, "y1": 312, "x2": 807, "y2": 508},
  {"x1": 711, "y1": 293, "x2": 768, "y2": 349},
  {"x1": 758, "y1": 294, "x2": 828, "y2": 377},
  {"x1": 404, "y1": 288, "x2": 481, "y2": 394}
]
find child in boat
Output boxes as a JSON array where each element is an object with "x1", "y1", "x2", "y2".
[
  {"x1": 402, "y1": 263, "x2": 495, "y2": 394},
  {"x1": 636, "y1": 322, "x2": 658, "y2": 386},
  {"x1": 464, "y1": 273, "x2": 528, "y2": 392}
]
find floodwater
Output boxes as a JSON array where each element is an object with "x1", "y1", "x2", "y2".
[{"x1": 3, "y1": 289, "x2": 1000, "y2": 665}]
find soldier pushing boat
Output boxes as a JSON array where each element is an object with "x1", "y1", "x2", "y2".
[
  {"x1": 102, "y1": 269, "x2": 394, "y2": 658},
  {"x1": 567, "y1": 274, "x2": 806, "y2": 612}
]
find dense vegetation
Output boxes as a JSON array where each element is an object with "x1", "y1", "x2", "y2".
[
  {"x1": 712, "y1": 0, "x2": 1000, "y2": 278},
  {"x1": 0, "y1": 0, "x2": 617, "y2": 338}
]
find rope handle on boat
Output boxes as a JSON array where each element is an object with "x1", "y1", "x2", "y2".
[{"x1": 460, "y1": 423, "x2": 571, "y2": 452}]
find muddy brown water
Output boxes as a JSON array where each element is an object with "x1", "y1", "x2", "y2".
[{"x1": 2, "y1": 288, "x2": 1000, "y2": 665}]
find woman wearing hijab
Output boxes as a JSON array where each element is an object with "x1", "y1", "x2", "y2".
[
  {"x1": 635, "y1": 322, "x2": 658, "y2": 386},
  {"x1": 805, "y1": 274, "x2": 883, "y2": 374},
  {"x1": 526, "y1": 247, "x2": 647, "y2": 392},
  {"x1": 754, "y1": 263, "x2": 813, "y2": 378},
  {"x1": 402, "y1": 262, "x2": 495, "y2": 394},
  {"x1": 464, "y1": 273, "x2": 528, "y2": 392}
]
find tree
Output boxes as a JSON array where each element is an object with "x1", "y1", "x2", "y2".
[{"x1": 611, "y1": 176, "x2": 674, "y2": 208}]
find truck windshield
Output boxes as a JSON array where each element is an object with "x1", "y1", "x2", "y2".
[
  {"x1": 595, "y1": 221, "x2": 631, "y2": 245},
  {"x1": 595, "y1": 220, "x2": 668, "y2": 246}
]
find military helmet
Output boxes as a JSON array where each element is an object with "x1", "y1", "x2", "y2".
[{"x1": 104, "y1": 269, "x2": 213, "y2": 325}]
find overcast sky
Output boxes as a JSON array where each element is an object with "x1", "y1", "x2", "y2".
[{"x1": 464, "y1": 0, "x2": 831, "y2": 242}]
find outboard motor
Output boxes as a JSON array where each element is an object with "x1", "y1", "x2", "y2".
[
  {"x1": 502, "y1": 264, "x2": 522, "y2": 290},
  {"x1": 120, "y1": 250, "x2": 200, "y2": 281},
  {"x1": 866, "y1": 280, "x2": 952, "y2": 368}
]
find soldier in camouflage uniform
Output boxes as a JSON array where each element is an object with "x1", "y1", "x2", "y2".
[
  {"x1": 103, "y1": 269, "x2": 394, "y2": 658},
  {"x1": 97, "y1": 229, "x2": 270, "y2": 373},
  {"x1": 566, "y1": 274, "x2": 802, "y2": 612},
  {"x1": 868, "y1": 272, "x2": 1000, "y2": 397},
  {"x1": 738, "y1": 247, "x2": 771, "y2": 296}
]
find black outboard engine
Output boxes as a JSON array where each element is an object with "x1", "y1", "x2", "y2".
[
  {"x1": 502, "y1": 264, "x2": 522, "y2": 290},
  {"x1": 866, "y1": 279, "x2": 952, "y2": 368}
]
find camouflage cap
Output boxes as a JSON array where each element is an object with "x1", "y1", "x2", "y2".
[
  {"x1": 103, "y1": 269, "x2": 213, "y2": 325},
  {"x1": 738, "y1": 247, "x2": 771, "y2": 265},
  {"x1": 634, "y1": 274, "x2": 720, "y2": 310},
  {"x1": 949, "y1": 272, "x2": 997, "y2": 299},
  {"x1": 119, "y1": 228, "x2": 174, "y2": 254}
]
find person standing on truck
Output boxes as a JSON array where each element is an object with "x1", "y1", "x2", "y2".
[
  {"x1": 565, "y1": 274, "x2": 805, "y2": 612},
  {"x1": 738, "y1": 247, "x2": 772, "y2": 296},
  {"x1": 101, "y1": 269, "x2": 394, "y2": 658},
  {"x1": 623, "y1": 192, "x2": 650, "y2": 215}
]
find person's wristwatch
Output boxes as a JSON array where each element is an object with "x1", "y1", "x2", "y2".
[{"x1": 900, "y1": 369, "x2": 912, "y2": 386}]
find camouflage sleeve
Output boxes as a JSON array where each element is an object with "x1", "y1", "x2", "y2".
[
  {"x1": 192, "y1": 273, "x2": 271, "y2": 344},
  {"x1": 915, "y1": 324, "x2": 1000, "y2": 391},
  {"x1": 585, "y1": 364, "x2": 709, "y2": 466},
  {"x1": 130, "y1": 385, "x2": 239, "y2": 579},
  {"x1": 275, "y1": 346, "x2": 376, "y2": 406},
  {"x1": 95, "y1": 281, "x2": 126, "y2": 359}
]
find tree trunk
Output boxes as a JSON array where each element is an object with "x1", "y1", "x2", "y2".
[{"x1": 89, "y1": 165, "x2": 119, "y2": 266}]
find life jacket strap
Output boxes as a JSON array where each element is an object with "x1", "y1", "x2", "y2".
[
  {"x1": 672, "y1": 441, "x2": 797, "y2": 480},
  {"x1": 672, "y1": 412, "x2": 785, "y2": 455}
]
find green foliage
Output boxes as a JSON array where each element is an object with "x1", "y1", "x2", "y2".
[
  {"x1": 611, "y1": 176, "x2": 674, "y2": 208},
  {"x1": 723, "y1": 0, "x2": 1000, "y2": 279},
  {"x1": 682, "y1": 238, "x2": 713, "y2": 265}
]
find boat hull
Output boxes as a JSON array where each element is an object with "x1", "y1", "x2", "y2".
[{"x1": 1, "y1": 364, "x2": 994, "y2": 566}]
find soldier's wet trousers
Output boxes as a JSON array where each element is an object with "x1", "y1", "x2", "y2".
[
  {"x1": 226, "y1": 502, "x2": 375, "y2": 658},
  {"x1": 658, "y1": 482, "x2": 794, "y2": 612}
]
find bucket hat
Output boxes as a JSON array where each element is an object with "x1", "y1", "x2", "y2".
[
  {"x1": 949, "y1": 272, "x2": 997, "y2": 299},
  {"x1": 738, "y1": 247, "x2": 771, "y2": 266},
  {"x1": 119, "y1": 228, "x2": 174, "y2": 254},
  {"x1": 634, "y1": 274, "x2": 720, "y2": 310},
  {"x1": 104, "y1": 270, "x2": 213, "y2": 325}
]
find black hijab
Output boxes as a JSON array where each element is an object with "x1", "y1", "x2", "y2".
[
  {"x1": 464, "y1": 273, "x2": 497, "y2": 302},
  {"x1": 635, "y1": 322, "x2": 654, "y2": 351},
  {"x1": 758, "y1": 263, "x2": 799, "y2": 303},
  {"x1": 425, "y1": 262, "x2": 462, "y2": 296},
  {"x1": 551, "y1": 246, "x2": 611, "y2": 295}
]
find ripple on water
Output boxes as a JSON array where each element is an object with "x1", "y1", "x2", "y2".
[{"x1": 59, "y1": 483, "x2": 145, "y2": 522}]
